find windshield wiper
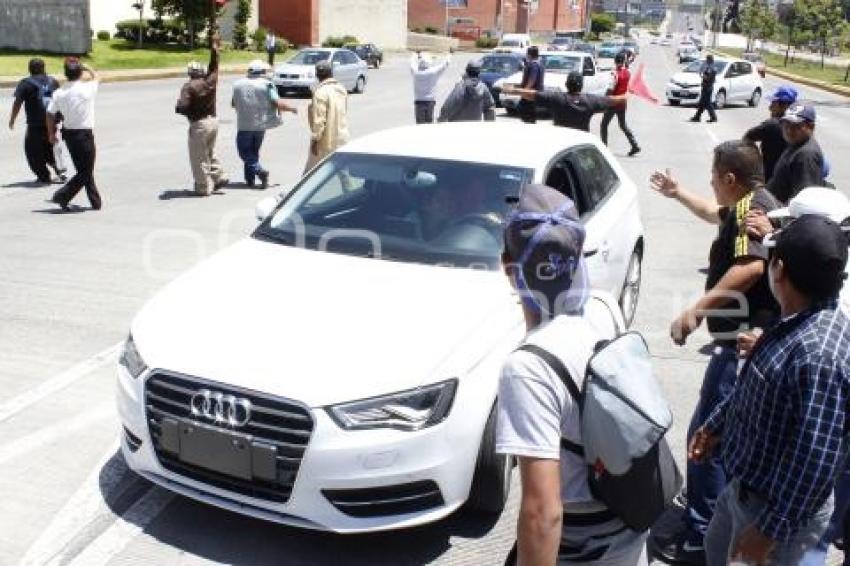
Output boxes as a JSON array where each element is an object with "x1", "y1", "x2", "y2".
[{"x1": 253, "y1": 228, "x2": 294, "y2": 246}]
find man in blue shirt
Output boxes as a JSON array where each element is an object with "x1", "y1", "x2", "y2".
[
  {"x1": 691, "y1": 215, "x2": 850, "y2": 565},
  {"x1": 518, "y1": 46, "x2": 543, "y2": 124}
]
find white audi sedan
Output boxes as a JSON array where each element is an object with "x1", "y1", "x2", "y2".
[{"x1": 117, "y1": 123, "x2": 644, "y2": 532}]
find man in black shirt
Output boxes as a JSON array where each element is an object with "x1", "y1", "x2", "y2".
[
  {"x1": 8, "y1": 58, "x2": 62, "y2": 183},
  {"x1": 504, "y1": 71, "x2": 625, "y2": 132},
  {"x1": 690, "y1": 54, "x2": 718, "y2": 123},
  {"x1": 743, "y1": 86, "x2": 797, "y2": 182},
  {"x1": 649, "y1": 141, "x2": 779, "y2": 564},
  {"x1": 766, "y1": 104, "x2": 825, "y2": 204},
  {"x1": 518, "y1": 46, "x2": 544, "y2": 124}
]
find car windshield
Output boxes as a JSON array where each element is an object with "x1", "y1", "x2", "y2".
[
  {"x1": 552, "y1": 38, "x2": 572, "y2": 45},
  {"x1": 541, "y1": 54, "x2": 581, "y2": 73},
  {"x1": 289, "y1": 50, "x2": 331, "y2": 65},
  {"x1": 500, "y1": 39, "x2": 522, "y2": 47},
  {"x1": 481, "y1": 56, "x2": 519, "y2": 73},
  {"x1": 256, "y1": 153, "x2": 532, "y2": 270},
  {"x1": 600, "y1": 42, "x2": 621, "y2": 49},
  {"x1": 684, "y1": 60, "x2": 728, "y2": 73}
]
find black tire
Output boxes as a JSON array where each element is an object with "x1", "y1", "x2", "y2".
[
  {"x1": 504, "y1": 106, "x2": 519, "y2": 116},
  {"x1": 715, "y1": 89, "x2": 727, "y2": 109},
  {"x1": 748, "y1": 88, "x2": 762, "y2": 107},
  {"x1": 354, "y1": 76, "x2": 366, "y2": 94},
  {"x1": 619, "y1": 246, "x2": 643, "y2": 328},
  {"x1": 668, "y1": 99, "x2": 680, "y2": 106},
  {"x1": 466, "y1": 404, "x2": 513, "y2": 515}
]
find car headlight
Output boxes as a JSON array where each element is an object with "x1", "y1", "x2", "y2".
[
  {"x1": 119, "y1": 334, "x2": 147, "y2": 379},
  {"x1": 328, "y1": 379, "x2": 458, "y2": 431},
  {"x1": 306, "y1": 71, "x2": 315, "y2": 79}
]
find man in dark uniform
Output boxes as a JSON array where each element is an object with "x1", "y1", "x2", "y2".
[
  {"x1": 766, "y1": 104, "x2": 825, "y2": 204},
  {"x1": 504, "y1": 71, "x2": 625, "y2": 132},
  {"x1": 691, "y1": 54, "x2": 718, "y2": 123},
  {"x1": 8, "y1": 58, "x2": 63, "y2": 183},
  {"x1": 518, "y1": 46, "x2": 544, "y2": 124},
  {"x1": 743, "y1": 86, "x2": 797, "y2": 183}
]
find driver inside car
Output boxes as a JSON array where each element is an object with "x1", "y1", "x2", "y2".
[{"x1": 418, "y1": 176, "x2": 504, "y2": 241}]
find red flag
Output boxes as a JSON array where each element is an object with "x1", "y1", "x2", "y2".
[{"x1": 628, "y1": 63, "x2": 659, "y2": 105}]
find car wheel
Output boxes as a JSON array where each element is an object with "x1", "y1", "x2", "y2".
[
  {"x1": 504, "y1": 106, "x2": 518, "y2": 116},
  {"x1": 354, "y1": 76, "x2": 366, "y2": 94},
  {"x1": 619, "y1": 246, "x2": 642, "y2": 328},
  {"x1": 668, "y1": 99, "x2": 680, "y2": 106},
  {"x1": 715, "y1": 89, "x2": 727, "y2": 109},
  {"x1": 466, "y1": 404, "x2": 513, "y2": 515},
  {"x1": 748, "y1": 88, "x2": 762, "y2": 107},
  {"x1": 374, "y1": 59, "x2": 381, "y2": 69}
]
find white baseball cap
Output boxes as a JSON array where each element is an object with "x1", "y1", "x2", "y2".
[{"x1": 768, "y1": 187, "x2": 850, "y2": 224}]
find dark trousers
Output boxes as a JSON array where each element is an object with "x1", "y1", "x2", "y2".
[
  {"x1": 236, "y1": 130, "x2": 266, "y2": 185},
  {"x1": 600, "y1": 106, "x2": 638, "y2": 149},
  {"x1": 414, "y1": 101, "x2": 435, "y2": 124},
  {"x1": 267, "y1": 50, "x2": 275, "y2": 66},
  {"x1": 684, "y1": 344, "x2": 738, "y2": 546},
  {"x1": 53, "y1": 129, "x2": 101, "y2": 209},
  {"x1": 25, "y1": 125, "x2": 56, "y2": 182},
  {"x1": 518, "y1": 99, "x2": 537, "y2": 124},
  {"x1": 693, "y1": 90, "x2": 717, "y2": 122}
]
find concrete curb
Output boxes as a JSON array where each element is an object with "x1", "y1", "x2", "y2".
[
  {"x1": 0, "y1": 64, "x2": 250, "y2": 88},
  {"x1": 707, "y1": 48, "x2": 850, "y2": 98}
]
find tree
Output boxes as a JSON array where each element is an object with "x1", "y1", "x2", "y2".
[
  {"x1": 797, "y1": 0, "x2": 848, "y2": 68},
  {"x1": 232, "y1": 0, "x2": 251, "y2": 50},
  {"x1": 591, "y1": 13, "x2": 616, "y2": 39},
  {"x1": 778, "y1": 0, "x2": 807, "y2": 66},
  {"x1": 740, "y1": 0, "x2": 777, "y2": 51},
  {"x1": 152, "y1": 0, "x2": 223, "y2": 48}
]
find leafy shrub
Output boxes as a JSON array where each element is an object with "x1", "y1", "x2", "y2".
[
  {"x1": 115, "y1": 18, "x2": 187, "y2": 44},
  {"x1": 475, "y1": 36, "x2": 498, "y2": 48},
  {"x1": 252, "y1": 28, "x2": 289, "y2": 52},
  {"x1": 322, "y1": 35, "x2": 359, "y2": 48},
  {"x1": 424, "y1": 26, "x2": 440, "y2": 35},
  {"x1": 96, "y1": 30, "x2": 111, "y2": 41}
]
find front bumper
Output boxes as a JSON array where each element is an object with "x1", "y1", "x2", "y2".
[
  {"x1": 665, "y1": 84, "x2": 701, "y2": 104},
  {"x1": 273, "y1": 76, "x2": 316, "y2": 91},
  {"x1": 116, "y1": 364, "x2": 487, "y2": 532}
]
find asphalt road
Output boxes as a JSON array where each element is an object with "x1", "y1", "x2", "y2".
[{"x1": 1, "y1": 39, "x2": 849, "y2": 566}]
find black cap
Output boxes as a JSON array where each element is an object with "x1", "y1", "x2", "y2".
[
  {"x1": 772, "y1": 215, "x2": 848, "y2": 300},
  {"x1": 315, "y1": 60, "x2": 333, "y2": 77},
  {"x1": 566, "y1": 70, "x2": 583, "y2": 92},
  {"x1": 465, "y1": 60, "x2": 481, "y2": 77},
  {"x1": 504, "y1": 184, "x2": 589, "y2": 316}
]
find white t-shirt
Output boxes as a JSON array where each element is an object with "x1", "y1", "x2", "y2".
[
  {"x1": 496, "y1": 295, "x2": 621, "y2": 508},
  {"x1": 48, "y1": 80, "x2": 98, "y2": 129}
]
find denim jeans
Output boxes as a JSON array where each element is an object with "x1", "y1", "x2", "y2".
[
  {"x1": 684, "y1": 344, "x2": 739, "y2": 546},
  {"x1": 706, "y1": 479, "x2": 833, "y2": 566},
  {"x1": 800, "y1": 462, "x2": 850, "y2": 565},
  {"x1": 236, "y1": 130, "x2": 266, "y2": 185}
]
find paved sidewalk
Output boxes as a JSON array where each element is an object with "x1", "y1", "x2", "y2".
[{"x1": 0, "y1": 63, "x2": 251, "y2": 88}]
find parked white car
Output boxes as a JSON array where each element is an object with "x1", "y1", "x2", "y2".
[
  {"x1": 273, "y1": 48, "x2": 368, "y2": 95},
  {"x1": 495, "y1": 51, "x2": 614, "y2": 113},
  {"x1": 666, "y1": 58, "x2": 763, "y2": 108},
  {"x1": 493, "y1": 33, "x2": 532, "y2": 55},
  {"x1": 117, "y1": 123, "x2": 644, "y2": 533}
]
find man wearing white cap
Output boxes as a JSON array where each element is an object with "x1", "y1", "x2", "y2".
[
  {"x1": 765, "y1": 104, "x2": 825, "y2": 204},
  {"x1": 232, "y1": 60, "x2": 298, "y2": 189}
]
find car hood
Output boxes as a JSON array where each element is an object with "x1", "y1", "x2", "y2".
[
  {"x1": 670, "y1": 71, "x2": 702, "y2": 86},
  {"x1": 132, "y1": 238, "x2": 522, "y2": 407},
  {"x1": 480, "y1": 71, "x2": 509, "y2": 86},
  {"x1": 274, "y1": 63, "x2": 314, "y2": 75}
]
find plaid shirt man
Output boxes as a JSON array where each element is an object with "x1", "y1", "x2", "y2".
[{"x1": 703, "y1": 301, "x2": 850, "y2": 541}]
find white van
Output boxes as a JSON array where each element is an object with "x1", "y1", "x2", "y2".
[{"x1": 494, "y1": 33, "x2": 532, "y2": 55}]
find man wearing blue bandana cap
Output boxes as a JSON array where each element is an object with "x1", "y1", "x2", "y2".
[
  {"x1": 496, "y1": 184, "x2": 648, "y2": 565},
  {"x1": 743, "y1": 85, "x2": 797, "y2": 182}
]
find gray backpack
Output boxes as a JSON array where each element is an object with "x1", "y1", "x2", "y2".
[{"x1": 519, "y1": 332, "x2": 682, "y2": 531}]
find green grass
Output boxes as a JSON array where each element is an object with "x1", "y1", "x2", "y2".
[
  {"x1": 717, "y1": 47, "x2": 850, "y2": 87},
  {"x1": 0, "y1": 39, "x2": 292, "y2": 76}
]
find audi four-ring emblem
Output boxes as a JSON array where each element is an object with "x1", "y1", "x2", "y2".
[{"x1": 190, "y1": 389, "x2": 252, "y2": 427}]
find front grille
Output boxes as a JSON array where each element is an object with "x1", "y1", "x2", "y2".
[
  {"x1": 145, "y1": 372, "x2": 314, "y2": 504},
  {"x1": 279, "y1": 74, "x2": 300, "y2": 79},
  {"x1": 322, "y1": 481, "x2": 444, "y2": 518}
]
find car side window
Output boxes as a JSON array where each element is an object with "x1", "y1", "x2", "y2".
[
  {"x1": 544, "y1": 157, "x2": 586, "y2": 214},
  {"x1": 583, "y1": 57, "x2": 595, "y2": 76},
  {"x1": 568, "y1": 147, "x2": 620, "y2": 215},
  {"x1": 740, "y1": 62, "x2": 752, "y2": 75}
]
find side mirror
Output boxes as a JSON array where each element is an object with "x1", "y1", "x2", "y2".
[{"x1": 255, "y1": 196, "x2": 280, "y2": 221}]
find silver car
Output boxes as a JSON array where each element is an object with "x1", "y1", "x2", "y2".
[{"x1": 273, "y1": 48, "x2": 368, "y2": 96}]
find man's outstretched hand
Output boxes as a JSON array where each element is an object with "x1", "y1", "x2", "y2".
[{"x1": 650, "y1": 168, "x2": 680, "y2": 199}]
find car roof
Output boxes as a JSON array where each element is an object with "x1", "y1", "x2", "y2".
[
  {"x1": 541, "y1": 50, "x2": 587, "y2": 58},
  {"x1": 338, "y1": 122, "x2": 599, "y2": 171}
]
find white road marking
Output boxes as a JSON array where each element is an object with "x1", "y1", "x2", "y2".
[
  {"x1": 0, "y1": 341, "x2": 122, "y2": 424},
  {"x1": 704, "y1": 126, "x2": 719, "y2": 145},
  {"x1": 65, "y1": 487, "x2": 175, "y2": 566},
  {"x1": 18, "y1": 439, "x2": 124, "y2": 566},
  {"x1": 0, "y1": 403, "x2": 113, "y2": 465}
]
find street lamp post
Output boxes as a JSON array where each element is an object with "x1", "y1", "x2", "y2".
[{"x1": 132, "y1": 2, "x2": 144, "y2": 48}]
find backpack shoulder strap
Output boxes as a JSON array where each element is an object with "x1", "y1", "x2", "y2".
[{"x1": 516, "y1": 343, "x2": 585, "y2": 457}]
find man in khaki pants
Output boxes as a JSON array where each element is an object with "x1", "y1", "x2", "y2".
[
  {"x1": 176, "y1": 35, "x2": 228, "y2": 195},
  {"x1": 305, "y1": 61, "x2": 350, "y2": 173}
]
